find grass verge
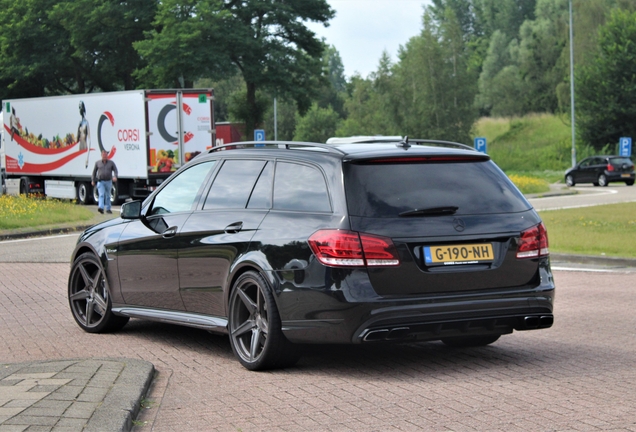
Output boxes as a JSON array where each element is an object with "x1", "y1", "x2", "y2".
[
  {"x1": 540, "y1": 202, "x2": 636, "y2": 258},
  {"x1": 0, "y1": 195, "x2": 93, "y2": 230}
]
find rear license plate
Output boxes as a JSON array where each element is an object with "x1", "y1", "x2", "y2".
[
  {"x1": 424, "y1": 243, "x2": 494, "y2": 265},
  {"x1": 621, "y1": 173, "x2": 631, "y2": 178}
]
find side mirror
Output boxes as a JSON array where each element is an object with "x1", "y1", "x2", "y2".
[{"x1": 121, "y1": 200, "x2": 143, "y2": 219}]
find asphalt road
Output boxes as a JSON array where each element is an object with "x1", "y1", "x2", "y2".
[
  {"x1": 1, "y1": 186, "x2": 636, "y2": 430},
  {"x1": 529, "y1": 183, "x2": 636, "y2": 211}
]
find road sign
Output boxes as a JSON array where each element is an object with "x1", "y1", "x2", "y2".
[
  {"x1": 254, "y1": 129, "x2": 265, "y2": 141},
  {"x1": 474, "y1": 137, "x2": 487, "y2": 153},
  {"x1": 619, "y1": 137, "x2": 632, "y2": 157}
]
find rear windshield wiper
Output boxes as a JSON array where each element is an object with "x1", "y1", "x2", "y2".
[{"x1": 399, "y1": 206, "x2": 459, "y2": 217}]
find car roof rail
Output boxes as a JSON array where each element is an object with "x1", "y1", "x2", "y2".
[
  {"x1": 207, "y1": 141, "x2": 347, "y2": 155},
  {"x1": 326, "y1": 136, "x2": 476, "y2": 151}
]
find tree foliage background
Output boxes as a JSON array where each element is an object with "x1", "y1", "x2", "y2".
[{"x1": 0, "y1": 0, "x2": 635, "y2": 150}]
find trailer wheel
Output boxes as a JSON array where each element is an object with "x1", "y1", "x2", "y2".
[
  {"x1": 19, "y1": 177, "x2": 30, "y2": 195},
  {"x1": 110, "y1": 182, "x2": 121, "y2": 205},
  {"x1": 92, "y1": 182, "x2": 120, "y2": 206},
  {"x1": 76, "y1": 182, "x2": 93, "y2": 205}
]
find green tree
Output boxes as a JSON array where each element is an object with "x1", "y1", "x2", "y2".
[
  {"x1": 476, "y1": 31, "x2": 525, "y2": 116},
  {"x1": 392, "y1": 10, "x2": 478, "y2": 143},
  {"x1": 263, "y1": 97, "x2": 297, "y2": 141},
  {"x1": 133, "y1": 0, "x2": 233, "y2": 89},
  {"x1": 336, "y1": 53, "x2": 398, "y2": 137},
  {"x1": 316, "y1": 45, "x2": 346, "y2": 117},
  {"x1": 136, "y1": 0, "x2": 334, "y2": 139},
  {"x1": 0, "y1": 0, "x2": 155, "y2": 98},
  {"x1": 477, "y1": 0, "x2": 536, "y2": 40},
  {"x1": 516, "y1": 0, "x2": 569, "y2": 113},
  {"x1": 577, "y1": 8, "x2": 636, "y2": 150},
  {"x1": 293, "y1": 103, "x2": 340, "y2": 143}
]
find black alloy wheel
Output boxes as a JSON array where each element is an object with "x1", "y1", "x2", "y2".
[
  {"x1": 598, "y1": 174, "x2": 609, "y2": 187},
  {"x1": 441, "y1": 334, "x2": 501, "y2": 348},
  {"x1": 228, "y1": 271, "x2": 300, "y2": 370},
  {"x1": 68, "y1": 253, "x2": 129, "y2": 333}
]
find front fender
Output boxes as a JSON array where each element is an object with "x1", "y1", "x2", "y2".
[{"x1": 70, "y1": 218, "x2": 129, "y2": 303}]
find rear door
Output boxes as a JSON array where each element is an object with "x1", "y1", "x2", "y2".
[{"x1": 343, "y1": 156, "x2": 542, "y2": 296}]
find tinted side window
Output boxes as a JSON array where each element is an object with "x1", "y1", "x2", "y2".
[
  {"x1": 204, "y1": 160, "x2": 267, "y2": 209},
  {"x1": 151, "y1": 161, "x2": 215, "y2": 215},
  {"x1": 247, "y1": 162, "x2": 273, "y2": 209},
  {"x1": 344, "y1": 160, "x2": 530, "y2": 217},
  {"x1": 273, "y1": 162, "x2": 331, "y2": 212}
]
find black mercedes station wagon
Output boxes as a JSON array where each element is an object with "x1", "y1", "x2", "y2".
[{"x1": 68, "y1": 137, "x2": 555, "y2": 370}]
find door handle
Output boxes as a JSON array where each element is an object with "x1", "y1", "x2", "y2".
[
  {"x1": 162, "y1": 226, "x2": 178, "y2": 238},
  {"x1": 225, "y1": 221, "x2": 243, "y2": 234}
]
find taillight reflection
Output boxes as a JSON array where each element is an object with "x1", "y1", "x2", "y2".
[
  {"x1": 308, "y1": 230, "x2": 400, "y2": 267},
  {"x1": 516, "y1": 223, "x2": 549, "y2": 259}
]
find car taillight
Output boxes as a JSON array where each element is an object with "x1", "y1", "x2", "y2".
[
  {"x1": 516, "y1": 223, "x2": 549, "y2": 259},
  {"x1": 308, "y1": 230, "x2": 400, "y2": 267},
  {"x1": 607, "y1": 164, "x2": 614, "y2": 172}
]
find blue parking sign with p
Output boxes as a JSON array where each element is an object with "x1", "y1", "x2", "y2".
[
  {"x1": 619, "y1": 137, "x2": 632, "y2": 157},
  {"x1": 474, "y1": 137, "x2": 487, "y2": 153},
  {"x1": 254, "y1": 129, "x2": 265, "y2": 141}
]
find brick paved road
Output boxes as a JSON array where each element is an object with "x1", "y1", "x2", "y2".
[{"x1": 1, "y1": 263, "x2": 635, "y2": 431}]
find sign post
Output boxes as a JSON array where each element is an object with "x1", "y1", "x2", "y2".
[
  {"x1": 254, "y1": 129, "x2": 265, "y2": 148},
  {"x1": 619, "y1": 137, "x2": 632, "y2": 157},
  {"x1": 474, "y1": 137, "x2": 487, "y2": 153}
]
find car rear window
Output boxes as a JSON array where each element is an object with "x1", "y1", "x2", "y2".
[
  {"x1": 344, "y1": 159, "x2": 530, "y2": 217},
  {"x1": 609, "y1": 157, "x2": 633, "y2": 166}
]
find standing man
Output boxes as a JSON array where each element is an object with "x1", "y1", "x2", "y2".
[{"x1": 92, "y1": 150, "x2": 118, "y2": 214}]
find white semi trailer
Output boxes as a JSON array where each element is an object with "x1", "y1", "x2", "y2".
[{"x1": 2, "y1": 89, "x2": 215, "y2": 204}]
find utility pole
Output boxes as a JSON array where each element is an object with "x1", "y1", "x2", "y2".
[
  {"x1": 274, "y1": 97, "x2": 278, "y2": 141},
  {"x1": 569, "y1": 0, "x2": 577, "y2": 167}
]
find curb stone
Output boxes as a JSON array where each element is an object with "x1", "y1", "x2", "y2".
[{"x1": 0, "y1": 358, "x2": 154, "y2": 432}]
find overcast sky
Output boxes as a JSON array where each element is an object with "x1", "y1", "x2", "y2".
[{"x1": 306, "y1": 0, "x2": 432, "y2": 79}]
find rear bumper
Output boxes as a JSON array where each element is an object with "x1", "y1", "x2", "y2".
[
  {"x1": 276, "y1": 261, "x2": 555, "y2": 344},
  {"x1": 280, "y1": 291, "x2": 554, "y2": 344},
  {"x1": 606, "y1": 171, "x2": 635, "y2": 182}
]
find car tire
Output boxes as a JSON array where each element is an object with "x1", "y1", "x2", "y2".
[
  {"x1": 565, "y1": 175, "x2": 575, "y2": 187},
  {"x1": 598, "y1": 174, "x2": 608, "y2": 187},
  {"x1": 68, "y1": 252, "x2": 129, "y2": 333},
  {"x1": 228, "y1": 271, "x2": 300, "y2": 370},
  {"x1": 441, "y1": 334, "x2": 501, "y2": 348},
  {"x1": 626, "y1": 180, "x2": 634, "y2": 186}
]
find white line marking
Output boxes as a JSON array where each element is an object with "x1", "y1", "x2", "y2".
[
  {"x1": 0, "y1": 234, "x2": 78, "y2": 244},
  {"x1": 552, "y1": 266, "x2": 635, "y2": 273}
]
